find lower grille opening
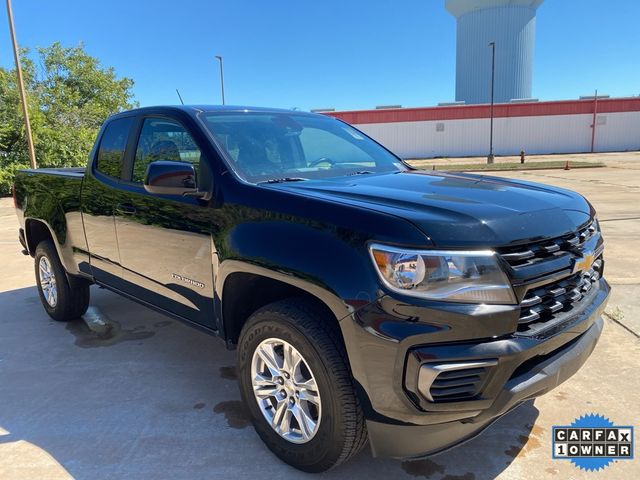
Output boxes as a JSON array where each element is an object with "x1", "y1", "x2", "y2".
[
  {"x1": 509, "y1": 332, "x2": 585, "y2": 380},
  {"x1": 418, "y1": 361, "x2": 496, "y2": 403}
]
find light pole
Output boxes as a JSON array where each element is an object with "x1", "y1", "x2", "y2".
[
  {"x1": 215, "y1": 55, "x2": 225, "y2": 105},
  {"x1": 487, "y1": 41, "x2": 496, "y2": 164},
  {"x1": 6, "y1": 0, "x2": 37, "y2": 168},
  {"x1": 590, "y1": 89, "x2": 598, "y2": 153}
]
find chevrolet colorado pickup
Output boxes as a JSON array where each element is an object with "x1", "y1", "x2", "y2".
[{"x1": 13, "y1": 106, "x2": 610, "y2": 472}]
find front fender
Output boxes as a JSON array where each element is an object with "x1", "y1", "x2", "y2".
[
  {"x1": 215, "y1": 219, "x2": 392, "y2": 417},
  {"x1": 217, "y1": 219, "x2": 383, "y2": 310},
  {"x1": 216, "y1": 260, "x2": 352, "y2": 323}
]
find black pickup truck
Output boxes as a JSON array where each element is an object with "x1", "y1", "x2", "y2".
[{"x1": 13, "y1": 105, "x2": 609, "y2": 472}]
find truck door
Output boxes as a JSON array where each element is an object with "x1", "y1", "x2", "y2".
[
  {"x1": 113, "y1": 115, "x2": 216, "y2": 329},
  {"x1": 81, "y1": 116, "x2": 135, "y2": 286}
]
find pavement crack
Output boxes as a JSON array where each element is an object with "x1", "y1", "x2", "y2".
[{"x1": 603, "y1": 311, "x2": 640, "y2": 339}]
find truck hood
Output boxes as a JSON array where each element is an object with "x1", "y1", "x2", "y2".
[{"x1": 267, "y1": 170, "x2": 594, "y2": 247}]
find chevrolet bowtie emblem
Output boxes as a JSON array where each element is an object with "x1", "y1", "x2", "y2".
[{"x1": 573, "y1": 252, "x2": 595, "y2": 274}]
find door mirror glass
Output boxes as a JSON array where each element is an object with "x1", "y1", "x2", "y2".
[{"x1": 143, "y1": 161, "x2": 198, "y2": 195}]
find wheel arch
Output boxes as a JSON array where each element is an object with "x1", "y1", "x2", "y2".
[
  {"x1": 22, "y1": 188, "x2": 79, "y2": 275},
  {"x1": 217, "y1": 260, "x2": 352, "y2": 347},
  {"x1": 24, "y1": 218, "x2": 56, "y2": 256}
]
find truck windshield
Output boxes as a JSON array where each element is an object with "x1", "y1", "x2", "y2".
[{"x1": 200, "y1": 111, "x2": 407, "y2": 183}]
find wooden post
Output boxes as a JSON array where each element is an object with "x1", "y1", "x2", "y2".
[{"x1": 6, "y1": 0, "x2": 37, "y2": 169}]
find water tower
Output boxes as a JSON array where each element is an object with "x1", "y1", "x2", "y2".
[{"x1": 445, "y1": 0, "x2": 544, "y2": 104}]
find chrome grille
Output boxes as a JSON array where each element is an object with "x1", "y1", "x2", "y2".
[
  {"x1": 517, "y1": 257, "x2": 603, "y2": 336},
  {"x1": 500, "y1": 220, "x2": 599, "y2": 268}
]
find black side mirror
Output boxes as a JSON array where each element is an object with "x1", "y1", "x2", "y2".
[{"x1": 143, "y1": 161, "x2": 198, "y2": 196}]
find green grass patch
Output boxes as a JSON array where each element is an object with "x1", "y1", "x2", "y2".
[{"x1": 409, "y1": 160, "x2": 605, "y2": 172}]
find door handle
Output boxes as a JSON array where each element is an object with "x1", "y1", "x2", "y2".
[{"x1": 115, "y1": 203, "x2": 137, "y2": 214}]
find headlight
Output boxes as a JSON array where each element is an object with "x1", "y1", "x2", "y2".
[{"x1": 369, "y1": 244, "x2": 516, "y2": 304}]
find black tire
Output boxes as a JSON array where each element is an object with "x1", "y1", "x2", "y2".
[
  {"x1": 237, "y1": 298, "x2": 367, "y2": 473},
  {"x1": 34, "y1": 240, "x2": 90, "y2": 322}
]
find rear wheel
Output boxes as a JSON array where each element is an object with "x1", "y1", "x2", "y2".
[
  {"x1": 34, "y1": 240, "x2": 90, "y2": 321},
  {"x1": 237, "y1": 298, "x2": 367, "y2": 472}
]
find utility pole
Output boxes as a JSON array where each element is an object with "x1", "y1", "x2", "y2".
[
  {"x1": 487, "y1": 41, "x2": 496, "y2": 164},
  {"x1": 215, "y1": 55, "x2": 225, "y2": 105},
  {"x1": 6, "y1": 0, "x2": 37, "y2": 169}
]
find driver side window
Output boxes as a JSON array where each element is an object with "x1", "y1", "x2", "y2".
[{"x1": 132, "y1": 118, "x2": 201, "y2": 183}]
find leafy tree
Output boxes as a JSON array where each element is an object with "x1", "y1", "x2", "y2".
[{"x1": 0, "y1": 42, "x2": 137, "y2": 194}]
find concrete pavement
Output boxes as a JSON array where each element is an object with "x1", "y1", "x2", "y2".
[
  {"x1": 408, "y1": 150, "x2": 640, "y2": 168},
  {"x1": 0, "y1": 161, "x2": 639, "y2": 480},
  {"x1": 492, "y1": 163, "x2": 640, "y2": 337}
]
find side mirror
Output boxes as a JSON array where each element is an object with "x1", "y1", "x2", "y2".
[{"x1": 143, "y1": 161, "x2": 198, "y2": 196}]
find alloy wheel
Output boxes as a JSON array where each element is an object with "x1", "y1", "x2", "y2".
[
  {"x1": 250, "y1": 338, "x2": 321, "y2": 444},
  {"x1": 39, "y1": 255, "x2": 58, "y2": 308}
]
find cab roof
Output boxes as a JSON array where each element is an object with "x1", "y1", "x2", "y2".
[{"x1": 111, "y1": 105, "x2": 316, "y2": 117}]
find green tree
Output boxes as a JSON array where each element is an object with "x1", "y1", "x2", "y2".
[{"x1": 0, "y1": 42, "x2": 137, "y2": 194}]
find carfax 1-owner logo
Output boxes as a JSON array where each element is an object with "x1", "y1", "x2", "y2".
[{"x1": 553, "y1": 414, "x2": 634, "y2": 471}]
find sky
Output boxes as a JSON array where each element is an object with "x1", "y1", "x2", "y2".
[{"x1": 0, "y1": 0, "x2": 638, "y2": 111}]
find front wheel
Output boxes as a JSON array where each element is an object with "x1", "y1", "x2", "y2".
[
  {"x1": 237, "y1": 299, "x2": 367, "y2": 472},
  {"x1": 34, "y1": 240, "x2": 90, "y2": 321}
]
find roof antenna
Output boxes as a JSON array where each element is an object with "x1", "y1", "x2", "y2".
[{"x1": 176, "y1": 88, "x2": 184, "y2": 105}]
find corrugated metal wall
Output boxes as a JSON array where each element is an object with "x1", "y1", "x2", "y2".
[
  {"x1": 354, "y1": 112, "x2": 640, "y2": 158},
  {"x1": 328, "y1": 99, "x2": 640, "y2": 158}
]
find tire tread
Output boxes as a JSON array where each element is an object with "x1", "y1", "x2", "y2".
[
  {"x1": 34, "y1": 240, "x2": 89, "y2": 322},
  {"x1": 240, "y1": 297, "x2": 368, "y2": 471}
]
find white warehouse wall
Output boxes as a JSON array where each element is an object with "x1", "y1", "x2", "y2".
[{"x1": 355, "y1": 111, "x2": 640, "y2": 159}]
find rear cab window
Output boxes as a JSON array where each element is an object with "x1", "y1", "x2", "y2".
[{"x1": 95, "y1": 117, "x2": 134, "y2": 178}]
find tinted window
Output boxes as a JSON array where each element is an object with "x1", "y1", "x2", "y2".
[
  {"x1": 201, "y1": 112, "x2": 405, "y2": 183},
  {"x1": 132, "y1": 118, "x2": 201, "y2": 183},
  {"x1": 96, "y1": 117, "x2": 133, "y2": 178},
  {"x1": 299, "y1": 127, "x2": 372, "y2": 164}
]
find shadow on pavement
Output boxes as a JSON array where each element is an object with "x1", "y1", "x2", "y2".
[{"x1": 0, "y1": 285, "x2": 540, "y2": 480}]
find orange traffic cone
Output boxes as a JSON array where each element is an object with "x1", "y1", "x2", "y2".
[{"x1": 564, "y1": 160, "x2": 570, "y2": 171}]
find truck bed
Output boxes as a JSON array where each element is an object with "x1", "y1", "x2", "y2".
[
  {"x1": 13, "y1": 167, "x2": 88, "y2": 275},
  {"x1": 19, "y1": 167, "x2": 85, "y2": 178}
]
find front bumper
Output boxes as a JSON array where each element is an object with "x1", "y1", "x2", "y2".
[
  {"x1": 368, "y1": 315, "x2": 603, "y2": 458},
  {"x1": 341, "y1": 277, "x2": 610, "y2": 459}
]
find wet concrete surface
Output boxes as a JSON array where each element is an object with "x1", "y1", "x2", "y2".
[
  {"x1": 219, "y1": 365, "x2": 237, "y2": 381},
  {"x1": 1, "y1": 163, "x2": 640, "y2": 480},
  {"x1": 212, "y1": 401, "x2": 252, "y2": 429},
  {"x1": 65, "y1": 306, "x2": 158, "y2": 348}
]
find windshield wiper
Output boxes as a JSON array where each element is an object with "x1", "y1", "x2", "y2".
[
  {"x1": 258, "y1": 177, "x2": 309, "y2": 184},
  {"x1": 347, "y1": 170, "x2": 374, "y2": 176}
]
